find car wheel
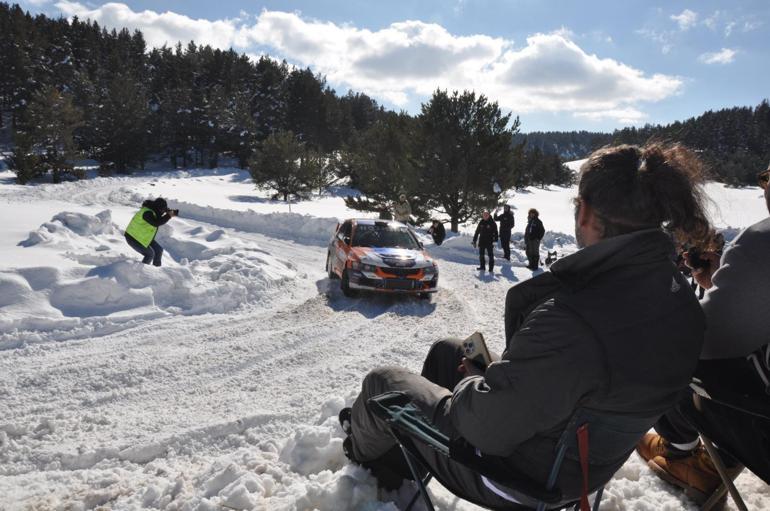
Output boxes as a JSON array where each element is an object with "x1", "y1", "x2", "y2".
[
  {"x1": 419, "y1": 292, "x2": 432, "y2": 301},
  {"x1": 341, "y1": 270, "x2": 357, "y2": 297},
  {"x1": 326, "y1": 253, "x2": 337, "y2": 279}
]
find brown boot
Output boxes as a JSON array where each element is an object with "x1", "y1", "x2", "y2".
[
  {"x1": 648, "y1": 447, "x2": 742, "y2": 505},
  {"x1": 636, "y1": 433, "x2": 696, "y2": 462}
]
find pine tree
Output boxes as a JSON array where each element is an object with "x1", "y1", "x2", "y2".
[
  {"x1": 418, "y1": 90, "x2": 519, "y2": 232},
  {"x1": 342, "y1": 112, "x2": 423, "y2": 220},
  {"x1": 249, "y1": 131, "x2": 318, "y2": 201},
  {"x1": 24, "y1": 85, "x2": 83, "y2": 182},
  {"x1": 94, "y1": 74, "x2": 148, "y2": 173}
]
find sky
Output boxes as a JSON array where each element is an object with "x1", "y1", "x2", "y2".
[{"x1": 17, "y1": 0, "x2": 770, "y2": 133}]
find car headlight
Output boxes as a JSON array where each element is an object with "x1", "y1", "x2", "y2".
[{"x1": 351, "y1": 261, "x2": 377, "y2": 272}]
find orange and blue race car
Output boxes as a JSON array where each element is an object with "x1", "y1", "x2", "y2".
[{"x1": 326, "y1": 218, "x2": 439, "y2": 298}]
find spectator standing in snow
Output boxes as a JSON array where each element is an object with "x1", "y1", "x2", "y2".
[
  {"x1": 393, "y1": 194, "x2": 412, "y2": 224},
  {"x1": 472, "y1": 210, "x2": 498, "y2": 272},
  {"x1": 494, "y1": 205, "x2": 515, "y2": 260},
  {"x1": 637, "y1": 162, "x2": 770, "y2": 504},
  {"x1": 340, "y1": 143, "x2": 712, "y2": 507},
  {"x1": 524, "y1": 208, "x2": 545, "y2": 270},
  {"x1": 124, "y1": 197, "x2": 177, "y2": 267},
  {"x1": 427, "y1": 220, "x2": 446, "y2": 246}
]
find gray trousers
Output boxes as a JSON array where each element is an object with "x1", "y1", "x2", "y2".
[
  {"x1": 349, "y1": 339, "x2": 526, "y2": 509},
  {"x1": 525, "y1": 238, "x2": 541, "y2": 269}
]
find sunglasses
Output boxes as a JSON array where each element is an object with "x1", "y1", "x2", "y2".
[{"x1": 759, "y1": 170, "x2": 770, "y2": 189}]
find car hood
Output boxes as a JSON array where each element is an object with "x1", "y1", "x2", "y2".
[{"x1": 350, "y1": 246, "x2": 433, "y2": 267}]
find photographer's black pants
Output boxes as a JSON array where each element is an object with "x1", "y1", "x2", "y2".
[{"x1": 125, "y1": 233, "x2": 163, "y2": 266}]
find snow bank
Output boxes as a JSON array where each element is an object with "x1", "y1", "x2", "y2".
[
  {"x1": 156, "y1": 198, "x2": 338, "y2": 247},
  {"x1": 1, "y1": 210, "x2": 301, "y2": 347}
]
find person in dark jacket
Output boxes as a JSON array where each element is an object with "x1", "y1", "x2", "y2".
[
  {"x1": 637, "y1": 163, "x2": 770, "y2": 504},
  {"x1": 494, "y1": 205, "x2": 515, "y2": 260},
  {"x1": 472, "y1": 210, "x2": 498, "y2": 272},
  {"x1": 341, "y1": 143, "x2": 712, "y2": 508},
  {"x1": 124, "y1": 198, "x2": 176, "y2": 266},
  {"x1": 427, "y1": 220, "x2": 446, "y2": 246},
  {"x1": 524, "y1": 208, "x2": 545, "y2": 270}
]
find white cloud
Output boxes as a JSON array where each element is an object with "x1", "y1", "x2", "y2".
[
  {"x1": 703, "y1": 11, "x2": 720, "y2": 30},
  {"x1": 573, "y1": 107, "x2": 647, "y2": 124},
  {"x1": 699, "y1": 48, "x2": 737, "y2": 64},
  {"x1": 742, "y1": 20, "x2": 763, "y2": 32},
  {"x1": 52, "y1": 3, "x2": 683, "y2": 121},
  {"x1": 671, "y1": 9, "x2": 698, "y2": 30},
  {"x1": 55, "y1": 1, "x2": 247, "y2": 50},
  {"x1": 725, "y1": 21, "x2": 736, "y2": 37},
  {"x1": 635, "y1": 28, "x2": 673, "y2": 54}
]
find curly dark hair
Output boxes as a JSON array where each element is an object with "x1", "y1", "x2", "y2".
[{"x1": 578, "y1": 143, "x2": 713, "y2": 247}]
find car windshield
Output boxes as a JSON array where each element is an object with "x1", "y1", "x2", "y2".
[{"x1": 352, "y1": 224, "x2": 419, "y2": 249}]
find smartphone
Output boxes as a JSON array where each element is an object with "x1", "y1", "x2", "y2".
[{"x1": 461, "y1": 332, "x2": 493, "y2": 371}]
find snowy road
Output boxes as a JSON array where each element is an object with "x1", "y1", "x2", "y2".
[{"x1": 1, "y1": 169, "x2": 767, "y2": 510}]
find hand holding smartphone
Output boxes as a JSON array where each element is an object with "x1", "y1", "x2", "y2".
[{"x1": 461, "y1": 331, "x2": 493, "y2": 372}]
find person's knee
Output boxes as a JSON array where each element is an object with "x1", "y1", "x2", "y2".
[
  {"x1": 425, "y1": 338, "x2": 464, "y2": 364},
  {"x1": 361, "y1": 366, "x2": 404, "y2": 398}
]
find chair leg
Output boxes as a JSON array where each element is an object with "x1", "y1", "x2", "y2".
[
  {"x1": 405, "y1": 474, "x2": 433, "y2": 511},
  {"x1": 700, "y1": 435, "x2": 747, "y2": 511},
  {"x1": 592, "y1": 486, "x2": 604, "y2": 511},
  {"x1": 399, "y1": 444, "x2": 436, "y2": 511}
]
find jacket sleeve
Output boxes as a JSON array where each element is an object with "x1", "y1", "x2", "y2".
[
  {"x1": 493, "y1": 220, "x2": 499, "y2": 241},
  {"x1": 700, "y1": 234, "x2": 769, "y2": 359},
  {"x1": 449, "y1": 300, "x2": 606, "y2": 456},
  {"x1": 536, "y1": 220, "x2": 545, "y2": 239},
  {"x1": 473, "y1": 223, "x2": 480, "y2": 244},
  {"x1": 143, "y1": 210, "x2": 172, "y2": 227}
]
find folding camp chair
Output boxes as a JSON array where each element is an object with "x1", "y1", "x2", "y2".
[
  {"x1": 689, "y1": 377, "x2": 770, "y2": 511},
  {"x1": 367, "y1": 391, "x2": 656, "y2": 511}
]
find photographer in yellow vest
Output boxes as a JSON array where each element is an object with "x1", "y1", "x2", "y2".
[{"x1": 124, "y1": 198, "x2": 177, "y2": 266}]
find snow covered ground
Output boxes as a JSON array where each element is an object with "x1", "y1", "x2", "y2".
[{"x1": 0, "y1": 164, "x2": 768, "y2": 510}]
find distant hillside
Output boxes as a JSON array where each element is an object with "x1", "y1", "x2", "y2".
[
  {"x1": 517, "y1": 101, "x2": 770, "y2": 185},
  {"x1": 514, "y1": 131, "x2": 612, "y2": 160}
]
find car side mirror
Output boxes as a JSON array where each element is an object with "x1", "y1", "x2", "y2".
[{"x1": 343, "y1": 236, "x2": 351, "y2": 245}]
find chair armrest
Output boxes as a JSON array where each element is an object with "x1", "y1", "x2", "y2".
[
  {"x1": 690, "y1": 378, "x2": 770, "y2": 421},
  {"x1": 366, "y1": 391, "x2": 562, "y2": 504}
]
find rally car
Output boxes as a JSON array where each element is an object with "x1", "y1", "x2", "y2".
[{"x1": 326, "y1": 219, "x2": 439, "y2": 298}]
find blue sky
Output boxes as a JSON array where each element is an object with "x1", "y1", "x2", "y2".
[{"x1": 19, "y1": 0, "x2": 770, "y2": 133}]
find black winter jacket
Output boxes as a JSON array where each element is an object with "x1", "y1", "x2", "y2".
[
  {"x1": 428, "y1": 223, "x2": 446, "y2": 245},
  {"x1": 473, "y1": 218, "x2": 498, "y2": 246},
  {"x1": 141, "y1": 199, "x2": 173, "y2": 228},
  {"x1": 494, "y1": 210, "x2": 514, "y2": 233},
  {"x1": 449, "y1": 229, "x2": 705, "y2": 503},
  {"x1": 524, "y1": 217, "x2": 544, "y2": 241}
]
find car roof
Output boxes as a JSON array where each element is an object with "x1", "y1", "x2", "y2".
[{"x1": 348, "y1": 218, "x2": 408, "y2": 227}]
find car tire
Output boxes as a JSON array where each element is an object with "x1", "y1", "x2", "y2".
[
  {"x1": 326, "y1": 253, "x2": 337, "y2": 279},
  {"x1": 341, "y1": 270, "x2": 357, "y2": 297},
  {"x1": 419, "y1": 292, "x2": 432, "y2": 301}
]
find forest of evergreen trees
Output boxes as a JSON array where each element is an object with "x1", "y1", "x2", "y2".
[
  {"x1": 521, "y1": 102, "x2": 770, "y2": 186},
  {"x1": 0, "y1": 2, "x2": 572, "y2": 229}
]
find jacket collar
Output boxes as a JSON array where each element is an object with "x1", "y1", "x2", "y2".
[{"x1": 549, "y1": 229, "x2": 674, "y2": 290}]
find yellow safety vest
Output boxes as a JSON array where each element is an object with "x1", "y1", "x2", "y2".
[{"x1": 125, "y1": 207, "x2": 157, "y2": 247}]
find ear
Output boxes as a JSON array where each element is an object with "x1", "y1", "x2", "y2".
[{"x1": 578, "y1": 202, "x2": 604, "y2": 240}]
